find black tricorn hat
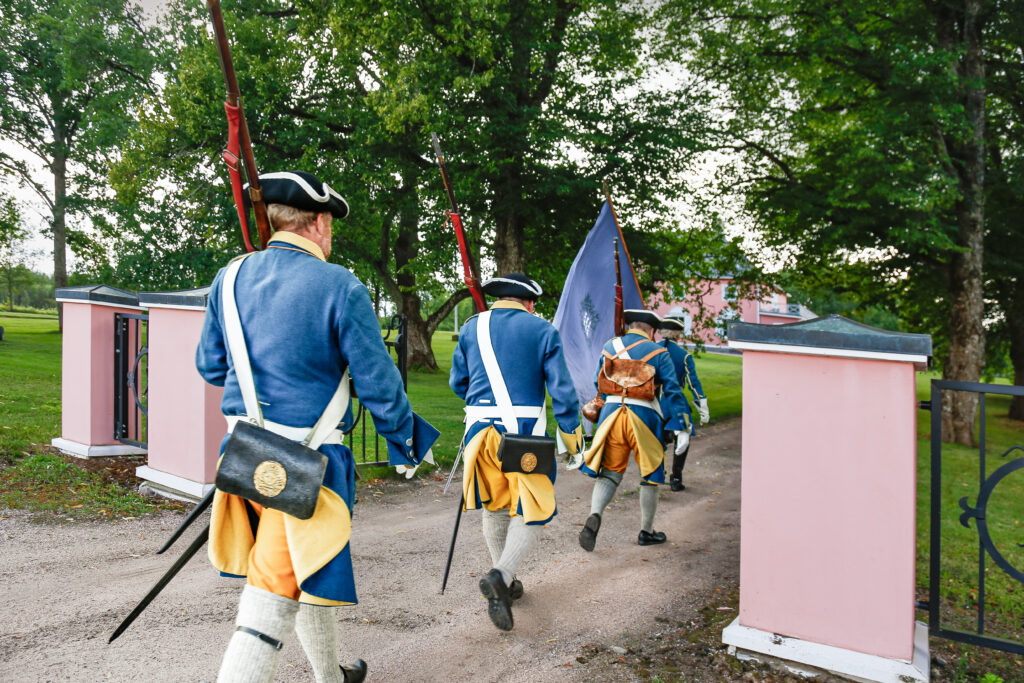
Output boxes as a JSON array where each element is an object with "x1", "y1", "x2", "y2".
[
  {"x1": 624, "y1": 309, "x2": 662, "y2": 327},
  {"x1": 244, "y1": 171, "x2": 349, "y2": 218},
  {"x1": 481, "y1": 273, "x2": 543, "y2": 301},
  {"x1": 660, "y1": 317, "x2": 686, "y2": 332}
]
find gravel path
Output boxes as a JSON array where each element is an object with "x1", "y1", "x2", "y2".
[{"x1": 0, "y1": 418, "x2": 741, "y2": 682}]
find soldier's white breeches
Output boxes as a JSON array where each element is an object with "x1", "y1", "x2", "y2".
[{"x1": 218, "y1": 585, "x2": 299, "y2": 683}]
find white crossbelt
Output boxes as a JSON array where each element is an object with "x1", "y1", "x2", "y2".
[
  {"x1": 221, "y1": 255, "x2": 349, "y2": 450},
  {"x1": 223, "y1": 415, "x2": 344, "y2": 444},
  {"x1": 469, "y1": 310, "x2": 547, "y2": 438},
  {"x1": 604, "y1": 395, "x2": 663, "y2": 418},
  {"x1": 611, "y1": 337, "x2": 629, "y2": 357}
]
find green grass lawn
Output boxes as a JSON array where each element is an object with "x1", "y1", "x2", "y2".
[{"x1": 0, "y1": 312, "x2": 63, "y2": 461}]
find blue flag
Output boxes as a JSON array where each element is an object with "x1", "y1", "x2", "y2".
[{"x1": 553, "y1": 202, "x2": 643, "y2": 425}]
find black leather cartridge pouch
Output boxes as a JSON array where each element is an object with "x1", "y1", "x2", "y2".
[
  {"x1": 215, "y1": 420, "x2": 328, "y2": 520},
  {"x1": 496, "y1": 433, "x2": 556, "y2": 476}
]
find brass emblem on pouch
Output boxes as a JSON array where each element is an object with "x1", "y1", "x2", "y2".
[
  {"x1": 254, "y1": 461, "x2": 287, "y2": 497},
  {"x1": 521, "y1": 452, "x2": 537, "y2": 473}
]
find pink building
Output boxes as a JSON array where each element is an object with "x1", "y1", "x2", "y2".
[{"x1": 651, "y1": 277, "x2": 815, "y2": 348}]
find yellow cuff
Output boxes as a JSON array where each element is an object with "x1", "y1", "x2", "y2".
[{"x1": 559, "y1": 425, "x2": 585, "y2": 455}]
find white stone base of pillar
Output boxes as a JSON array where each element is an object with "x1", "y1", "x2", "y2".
[
  {"x1": 51, "y1": 437, "x2": 146, "y2": 458},
  {"x1": 722, "y1": 618, "x2": 929, "y2": 683},
  {"x1": 136, "y1": 465, "x2": 214, "y2": 503}
]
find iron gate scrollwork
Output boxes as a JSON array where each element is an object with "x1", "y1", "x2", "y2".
[
  {"x1": 929, "y1": 379, "x2": 1024, "y2": 654},
  {"x1": 114, "y1": 312, "x2": 149, "y2": 449},
  {"x1": 345, "y1": 315, "x2": 408, "y2": 469}
]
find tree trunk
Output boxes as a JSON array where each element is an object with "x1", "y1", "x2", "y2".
[
  {"x1": 53, "y1": 146, "x2": 68, "y2": 333},
  {"x1": 494, "y1": 212, "x2": 525, "y2": 275},
  {"x1": 936, "y1": 0, "x2": 987, "y2": 446},
  {"x1": 1008, "y1": 306, "x2": 1024, "y2": 420},
  {"x1": 388, "y1": 172, "x2": 438, "y2": 370}
]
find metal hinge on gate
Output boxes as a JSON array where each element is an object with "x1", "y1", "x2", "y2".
[{"x1": 918, "y1": 400, "x2": 931, "y2": 410}]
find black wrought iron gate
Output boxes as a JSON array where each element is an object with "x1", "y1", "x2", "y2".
[
  {"x1": 928, "y1": 379, "x2": 1024, "y2": 654},
  {"x1": 114, "y1": 312, "x2": 149, "y2": 448},
  {"x1": 345, "y1": 314, "x2": 408, "y2": 468}
]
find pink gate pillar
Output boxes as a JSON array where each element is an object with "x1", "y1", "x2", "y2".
[
  {"x1": 52, "y1": 286, "x2": 147, "y2": 458},
  {"x1": 723, "y1": 315, "x2": 932, "y2": 682},
  {"x1": 135, "y1": 288, "x2": 222, "y2": 501}
]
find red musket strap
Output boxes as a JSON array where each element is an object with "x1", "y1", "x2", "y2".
[
  {"x1": 447, "y1": 211, "x2": 487, "y2": 313},
  {"x1": 223, "y1": 102, "x2": 256, "y2": 253}
]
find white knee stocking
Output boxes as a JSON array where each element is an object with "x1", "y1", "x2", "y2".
[
  {"x1": 295, "y1": 603, "x2": 344, "y2": 683},
  {"x1": 590, "y1": 469, "x2": 622, "y2": 517},
  {"x1": 217, "y1": 585, "x2": 299, "y2": 683},
  {"x1": 640, "y1": 483, "x2": 658, "y2": 533},
  {"x1": 482, "y1": 508, "x2": 511, "y2": 567},
  {"x1": 494, "y1": 516, "x2": 541, "y2": 586}
]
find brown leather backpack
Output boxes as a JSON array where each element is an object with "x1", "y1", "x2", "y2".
[{"x1": 595, "y1": 340, "x2": 666, "y2": 402}]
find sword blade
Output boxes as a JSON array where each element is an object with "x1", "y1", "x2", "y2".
[
  {"x1": 442, "y1": 433, "x2": 468, "y2": 495},
  {"x1": 439, "y1": 495, "x2": 464, "y2": 595},
  {"x1": 157, "y1": 488, "x2": 215, "y2": 554},
  {"x1": 109, "y1": 525, "x2": 210, "y2": 644}
]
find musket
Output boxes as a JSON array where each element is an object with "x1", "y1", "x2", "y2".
[
  {"x1": 431, "y1": 133, "x2": 487, "y2": 312},
  {"x1": 208, "y1": 0, "x2": 271, "y2": 252},
  {"x1": 109, "y1": 525, "x2": 210, "y2": 643},
  {"x1": 603, "y1": 181, "x2": 625, "y2": 335},
  {"x1": 432, "y1": 133, "x2": 487, "y2": 594}
]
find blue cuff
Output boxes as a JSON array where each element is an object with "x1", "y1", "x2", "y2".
[{"x1": 386, "y1": 412, "x2": 440, "y2": 467}]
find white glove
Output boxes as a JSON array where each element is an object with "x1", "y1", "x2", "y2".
[
  {"x1": 395, "y1": 448, "x2": 435, "y2": 479},
  {"x1": 697, "y1": 398, "x2": 709, "y2": 426},
  {"x1": 674, "y1": 429, "x2": 690, "y2": 455},
  {"x1": 565, "y1": 451, "x2": 584, "y2": 471}
]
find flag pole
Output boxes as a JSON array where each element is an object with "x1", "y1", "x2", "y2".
[
  {"x1": 604, "y1": 181, "x2": 626, "y2": 335},
  {"x1": 602, "y1": 180, "x2": 644, "y2": 301}
]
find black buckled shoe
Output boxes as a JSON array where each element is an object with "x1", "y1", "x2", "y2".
[
  {"x1": 669, "y1": 477, "x2": 685, "y2": 492},
  {"x1": 579, "y1": 513, "x2": 601, "y2": 552},
  {"x1": 638, "y1": 530, "x2": 667, "y2": 546},
  {"x1": 479, "y1": 569, "x2": 514, "y2": 631},
  {"x1": 341, "y1": 659, "x2": 367, "y2": 683},
  {"x1": 509, "y1": 577, "x2": 524, "y2": 601}
]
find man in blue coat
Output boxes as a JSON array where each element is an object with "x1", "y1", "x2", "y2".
[
  {"x1": 658, "y1": 315, "x2": 709, "y2": 491},
  {"x1": 578, "y1": 309, "x2": 690, "y2": 550},
  {"x1": 450, "y1": 273, "x2": 583, "y2": 631},
  {"x1": 196, "y1": 171, "x2": 438, "y2": 683}
]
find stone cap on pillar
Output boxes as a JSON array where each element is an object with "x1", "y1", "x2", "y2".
[
  {"x1": 727, "y1": 314, "x2": 931, "y2": 367},
  {"x1": 55, "y1": 285, "x2": 140, "y2": 309},
  {"x1": 138, "y1": 287, "x2": 212, "y2": 311}
]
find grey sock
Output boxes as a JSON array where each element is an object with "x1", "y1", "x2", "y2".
[
  {"x1": 494, "y1": 516, "x2": 542, "y2": 586},
  {"x1": 640, "y1": 483, "x2": 658, "y2": 533},
  {"x1": 295, "y1": 603, "x2": 344, "y2": 683},
  {"x1": 217, "y1": 585, "x2": 299, "y2": 683},
  {"x1": 482, "y1": 508, "x2": 511, "y2": 567},
  {"x1": 590, "y1": 469, "x2": 623, "y2": 517}
]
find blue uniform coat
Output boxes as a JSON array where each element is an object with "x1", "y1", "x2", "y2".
[
  {"x1": 450, "y1": 301, "x2": 581, "y2": 523},
  {"x1": 196, "y1": 232, "x2": 438, "y2": 604},
  {"x1": 659, "y1": 339, "x2": 703, "y2": 435}
]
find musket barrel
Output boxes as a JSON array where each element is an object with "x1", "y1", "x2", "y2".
[{"x1": 207, "y1": 0, "x2": 271, "y2": 249}]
